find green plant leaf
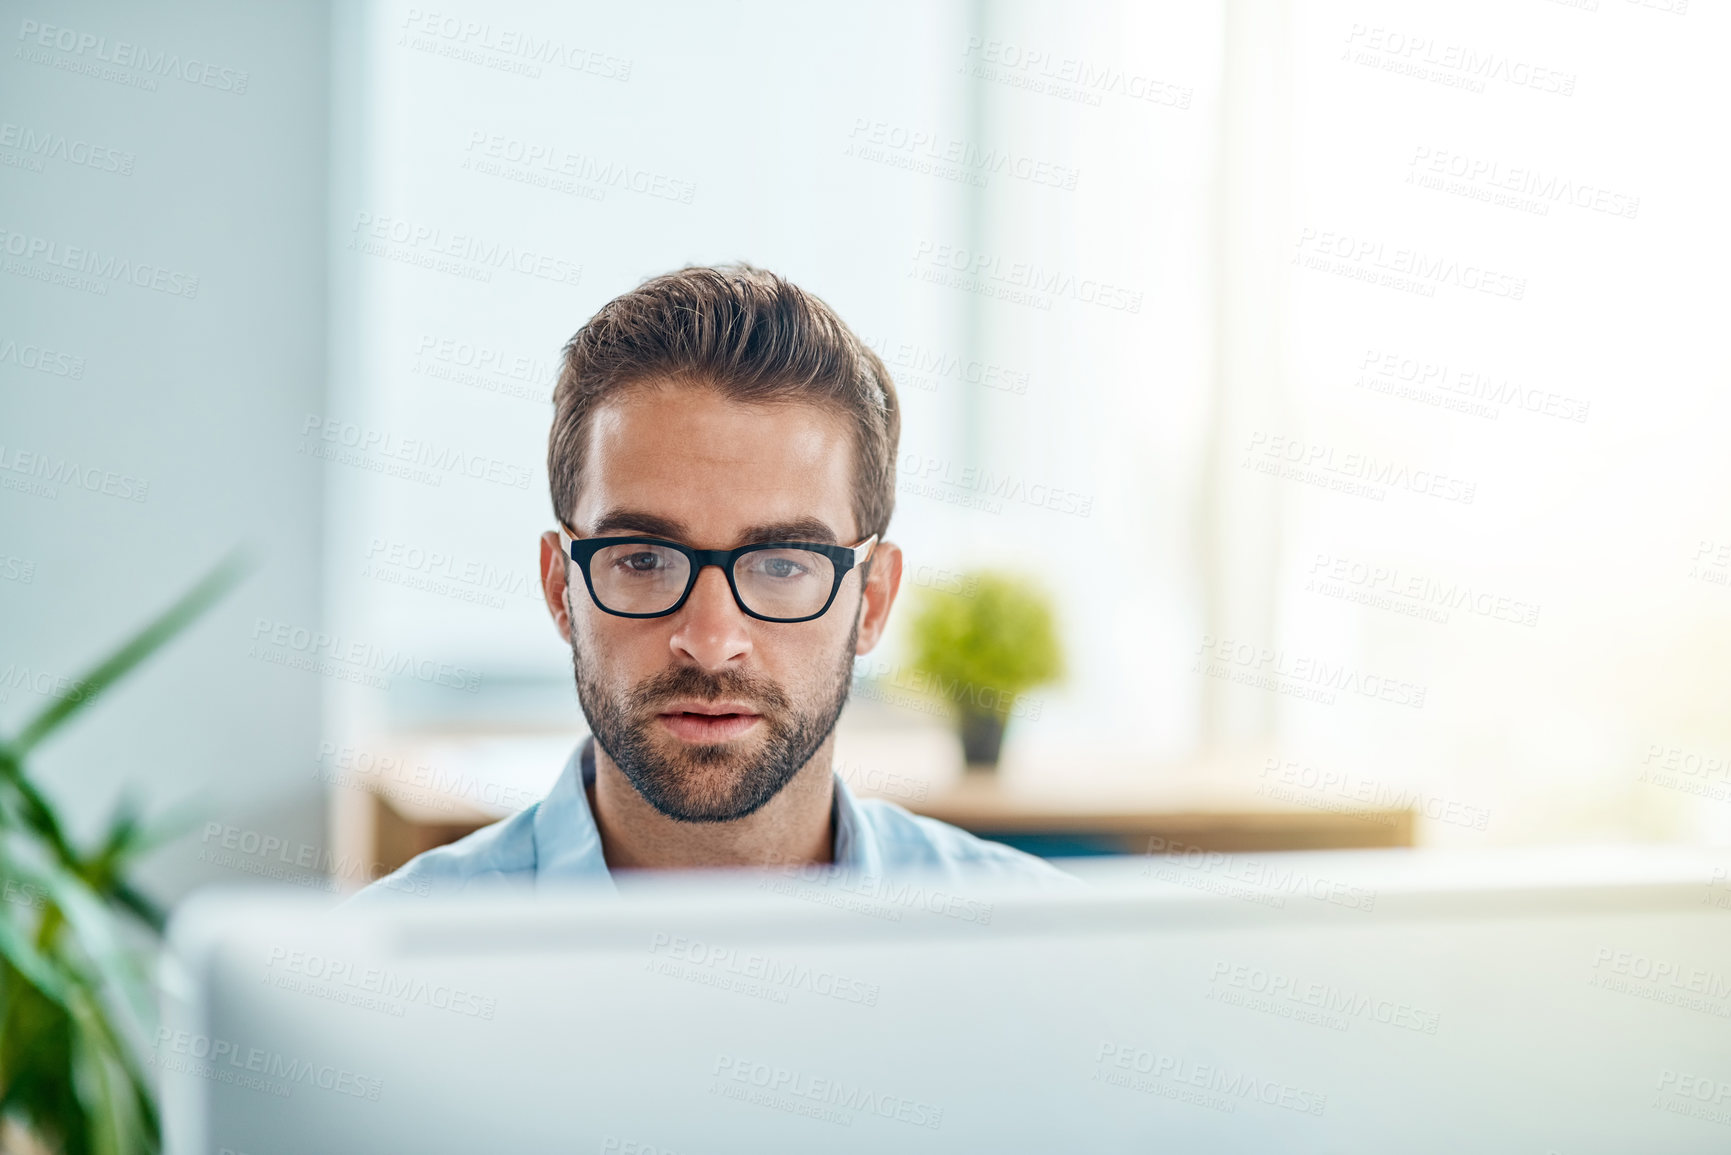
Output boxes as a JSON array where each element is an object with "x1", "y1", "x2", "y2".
[
  {"x1": 108, "y1": 881, "x2": 166, "y2": 938},
  {"x1": 0, "y1": 976, "x2": 82, "y2": 1146},
  {"x1": 29, "y1": 862, "x2": 159, "y2": 1058},
  {"x1": 0, "y1": 900, "x2": 73, "y2": 1010},
  {"x1": 9, "y1": 550, "x2": 252, "y2": 759},
  {"x1": 68, "y1": 982, "x2": 160, "y2": 1155},
  {"x1": 906, "y1": 571, "x2": 1064, "y2": 716},
  {"x1": 0, "y1": 744, "x2": 81, "y2": 875},
  {"x1": 0, "y1": 551, "x2": 245, "y2": 1153}
]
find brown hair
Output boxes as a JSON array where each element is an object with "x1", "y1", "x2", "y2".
[{"x1": 548, "y1": 263, "x2": 900, "y2": 542}]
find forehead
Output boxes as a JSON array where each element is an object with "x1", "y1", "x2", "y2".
[{"x1": 573, "y1": 384, "x2": 858, "y2": 544}]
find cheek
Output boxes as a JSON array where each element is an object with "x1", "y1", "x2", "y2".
[
  {"x1": 764, "y1": 622, "x2": 853, "y2": 689},
  {"x1": 572, "y1": 609, "x2": 653, "y2": 675}
]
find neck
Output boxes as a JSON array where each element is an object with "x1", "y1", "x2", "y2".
[{"x1": 586, "y1": 737, "x2": 838, "y2": 871}]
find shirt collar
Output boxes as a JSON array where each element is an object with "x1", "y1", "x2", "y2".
[
  {"x1": 528, "y1": 737, "x2": 612, "y2": 891},
  {"x1": 831, "y1": 763, "x2": 882, "y2": 876},
  {"x1": 532, "y1": 736, "x2": 875, "y2": 886}
]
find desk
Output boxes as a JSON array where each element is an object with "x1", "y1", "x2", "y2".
[
  {"x1": 362, "y1": 768, "x2": 1413, "y2": 875},
  {"x1": 908, "y1": 772, "x2": 1413, "y2": 856}
]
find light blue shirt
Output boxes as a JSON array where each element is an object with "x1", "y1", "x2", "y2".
[{"x1": 353, "y1": 737, "x2": 1076, "y2": 902}]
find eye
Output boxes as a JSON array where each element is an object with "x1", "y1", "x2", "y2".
[{"x1": 742, "y1": 550, "x2": 820, "y2": 581}]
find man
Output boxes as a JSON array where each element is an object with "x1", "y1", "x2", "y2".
[{"x1": 358, "y1": 264, "x2": 1071, "y2": 900}]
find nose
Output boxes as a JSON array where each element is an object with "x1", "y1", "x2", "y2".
[{"x1": 667, "y1": 563, "x2": 753, "y2": 669}]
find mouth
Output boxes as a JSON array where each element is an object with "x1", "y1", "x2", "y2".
[{"x1": 655, "y1": 702, "x2": 764, "y2": 743}]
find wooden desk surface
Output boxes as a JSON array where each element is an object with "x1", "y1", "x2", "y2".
[
  {"x1": 907, "y1": 772, "x2": 1411, "y2": 852},
  {"x1": 364, "y1": 765, "x2": 1412, "y2": 875}
]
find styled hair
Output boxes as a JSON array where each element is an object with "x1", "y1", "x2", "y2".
[{"x1": 548, "y1": 263, "x2": 900, "y2": 542}]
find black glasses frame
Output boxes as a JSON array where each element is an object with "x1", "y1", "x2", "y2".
[{"x1": 558, "y1": 521, "x2": 879, "y2": 624}]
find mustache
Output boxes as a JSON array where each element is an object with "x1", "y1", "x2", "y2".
[{"x1": 625, "y1": 665, "x2": 792, "y2": 716}]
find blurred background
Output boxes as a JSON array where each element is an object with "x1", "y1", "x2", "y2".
[{"x1": 4, "y1": 0, "x2": 1731, "y2": 909}]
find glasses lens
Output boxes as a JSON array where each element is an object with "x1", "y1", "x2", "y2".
[
  {"x1": 733, "y1": 548, "x2": 836, "y2": 620},
  {"x1": 588, "y1": 542, "x2": 692, "y2": 614}
]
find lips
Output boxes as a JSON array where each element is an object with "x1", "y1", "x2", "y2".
[
  {"x1": 660, "y1": 700, "x2": 759, "y2": 717},
  {"x1": 655, "y1": 701, "x2": 763, "y2": 743}
]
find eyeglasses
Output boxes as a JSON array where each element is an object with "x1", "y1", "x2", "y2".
[{"x1": 557, "y1": 520, "x2": 879, "y2": 623}]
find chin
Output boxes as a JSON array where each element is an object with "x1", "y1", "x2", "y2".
[
  {"x1": 654, "y1": 729, "x2": 760, "y2": 764},
  {"x1": 657, "y1": 784, "x2": 767, "y2": 824},
  {"x1": 646, "y1": 751, "x2": 754, "y2": 806}
]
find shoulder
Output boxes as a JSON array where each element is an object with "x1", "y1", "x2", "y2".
[
  {"x1": 852, "y1": 796, "x2": 1082, "y2": 888},
  {"x1": 344, "y1": 804, "x2": 541, "y2": 907}
]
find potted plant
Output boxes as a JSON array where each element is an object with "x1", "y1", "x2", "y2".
[
  {"x1": 906, "y1": 571, "x2": 1062, "y2": 771},
  {"x1": 0, "y1": 553, "x2": 246, "y2": 1154}
]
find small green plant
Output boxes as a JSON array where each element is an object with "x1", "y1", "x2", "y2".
[
  {"x1": 0, "y1": 553, "x2": 247, "y2": 1155},
  {"x1": 906, "y1": 571, "x2": 1062, "y2": 766}
]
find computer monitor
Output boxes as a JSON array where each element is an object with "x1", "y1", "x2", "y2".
[{"x1": 160, "y1": 845, "x2": 1731, "y2": 1153}]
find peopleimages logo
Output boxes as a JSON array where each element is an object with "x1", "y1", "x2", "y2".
[
  {"x1": 897, "y1": 451, "x2": 1093, "y2": 517},
  {"x1": 759, "y1": 860, "x2": 996, "y2": 925},
  {"x1": 1207, "y1": 960, "x2": 1442, "y2": 1034},
  {"x1": 151, "y1": 1029, "x2": 381, "y2": 1100},
  {"x1": 1144, "y1": 833, "x2": 1379, "y2": 912},
  {"x1": 0, "y1": 663, "x2": 91, "y2": 708},
  {"x1": 845, "y1": 118, "x2": 1080, "y2": 190},
  {"x1": 300, "y1": 414, "x2": 533, "y2": 490},
  {"x1": 362, "y1": 535, "x2": 541, "y2": 609},
  {"x1": 710, "y1": 1054, "x2": 944, "y2": 1130},
  {"x1": 0, "y1": 336, "x2": 85, "y2": 378},
  {"x1": 398, "y1": 8, "x2": 632, "y2": 81},
  {"x1": 1653, "y1": 1069, "x2": 1731, "y2": 1128},
  {"x1": 0, "y1": 554, "x2": 38, "y2": 585},
  {"x1": 1305, "y1": 551, "x2": 1541, "y2": 629},
  {"x1": 1407, "y1": 145, "x2": 1639, "y2": 220},
  {"x1": 1341, "y1": 24, "x2": 1576, "y2": 97},
  {"x1": 1194, "y1": 634, "x2": 1427, "y2": 712},
  {"x1": 316, "y1": 741, "x2": 541, "y2": 813},
  {"x1": 196, "y1": 821, "x2": 430, "y2": 896},
  {"x1": 347, "y1": 212, "x2": 582, "y2": 287},
  {"x1": 249, "y1": 617, "x2": 483, "y2": 693},
  {"x1": 1243, "y1": 431, "x2": 1477, "y2": 506},
  {"x1": 0, "y1": 227, "x2": 199, "y2": 298},
  {"x1": 1093, "y1": 1041, "x2": 1327, "y2": 1116},
  {"x1": 1292, "y1": 228, "x2": 1525, "y2": 302},
  {"x1": 463, "y1": 132, "x2": 695, "y2": 203},
  {"x1": 264, "y1": 946, "x2": 498, "y2": 1020},
  {"x1": 1355, "y1": 347, "x2": 1590, "y2": 424},
  {"x1": 1259, "y1": 757, "x2": 1491, "y2": 831},
  {"x1": 648, "y1": 933, "x2": 881, "y2": 1007},
  {"x1": 851, "y1": 655, "x2": 1042, "y2": 722},
  {"x1": 958, "y1": 37, "x2": 1193, "y2": 110},
  {"x1": 0, "y1": 121, "x2": 134, "y2": 174},
  {"x1": 15, "y1": 19, "x2": 251, "y2": 93},
  {"x1": 0, "y1": 443, "x2": 149, "y2": 502},
  {"x1": 1589, "y1": 946, "x2": 1731, "y2": 1005},
  {"x1": 910, "y1": 240, "x2": 1144, "y2": 313},
  {"x1": 411, "y1": 333, "x2": 553, "y2": 406},
  {"x1": 857, "y1": 333, "x2": 1030, "y2": 396}
]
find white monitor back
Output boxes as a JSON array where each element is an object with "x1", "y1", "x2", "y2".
[{"x1": 160, "y1": 846, "x2": 1731, "y2": 1154}]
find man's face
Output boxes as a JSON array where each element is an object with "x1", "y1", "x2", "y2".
[{"x1": 542, "y1": 383, "x2": 899, "y2": 823}]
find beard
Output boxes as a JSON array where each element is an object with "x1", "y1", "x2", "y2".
[{"x1": 569, "y1": 599, "x2": 860, "y2": 823}]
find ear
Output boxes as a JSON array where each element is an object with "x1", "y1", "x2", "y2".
[
  {"x1": 852, "y1": 540, "x2": 903, "y2": 655},
  {"x1": 539, "y1": 531, "x2": 574, "y2": 645}
]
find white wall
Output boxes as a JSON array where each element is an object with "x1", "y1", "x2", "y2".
[
  {"x1": 320, "y1": 0, "x2": 980, "y2": 786},
  {"x1": 320, "y1": 0, "x2": 1226, "y2": 790},
  {"x1": 0, "y1": 0, "x2": 329, "y2": 900}
]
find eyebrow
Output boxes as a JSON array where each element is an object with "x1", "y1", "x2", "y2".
[{"x1": 585, "y1": 509, "x2": 842, "y2": 547}]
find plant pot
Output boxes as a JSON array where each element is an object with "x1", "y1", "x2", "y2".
[{"x1": 958, "y1": 706, "x2": 1009, "y2": 771}]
